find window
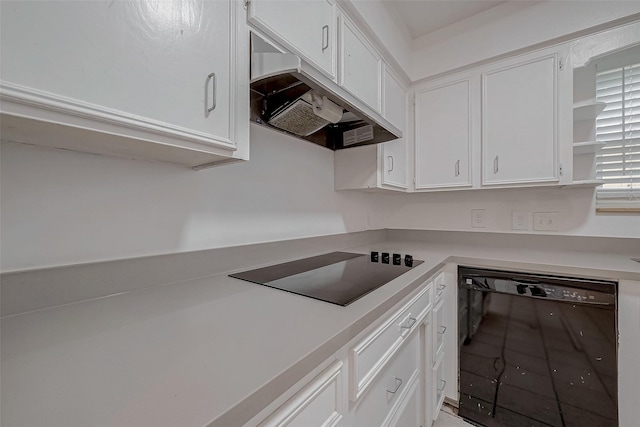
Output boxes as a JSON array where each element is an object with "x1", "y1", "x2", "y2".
[{"x1": 595, "y1": 61, "x2": 640, "y2": 210}]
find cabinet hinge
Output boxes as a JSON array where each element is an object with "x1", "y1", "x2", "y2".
[
  {"x1": 559, "y1": 163, "x2": 563, "y2": 176},
  {"x1": 559, "y1": 58, "x2": 564, "y2": 70},
  {"x1": 243, "y1": 0, "x2": 249, "y2": 10}
]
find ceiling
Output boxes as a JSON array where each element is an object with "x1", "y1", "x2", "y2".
[{"x1": 385, "y1": 0, "x2": 508, "y2": 39}]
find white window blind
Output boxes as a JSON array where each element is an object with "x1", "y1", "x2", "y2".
[{"x1": 595, "y1": 62, "x2": 640, "y2": 208}]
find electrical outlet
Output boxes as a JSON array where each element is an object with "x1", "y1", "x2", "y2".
[
  {"x1": 533, "y1": 212, "x2": 559, "y2": 231},
  {"x1": 511, "y1": 211, "x2": 531, "y2": 230},
  {"x1": 471, "y1": 209, "x2": 486, "y2": 228}
]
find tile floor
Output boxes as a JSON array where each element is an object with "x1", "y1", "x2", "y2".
[{"x1": 433, "y1": 410, "x2": 475, "y2": 427}]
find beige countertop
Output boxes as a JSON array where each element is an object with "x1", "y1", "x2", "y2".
[{"x1": 2, "y1": 234, "x2": 639, "y2": 427}]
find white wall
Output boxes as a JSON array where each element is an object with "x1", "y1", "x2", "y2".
[
  {"x1": 411, "y1": 1, "x2": 640, "y2": 81},
  {"x1": 373, "y1": 186, "x2": 640, "y2": 239},
  {"x1": 0, "y1": 125, "x2": 379, "y2": 272}
]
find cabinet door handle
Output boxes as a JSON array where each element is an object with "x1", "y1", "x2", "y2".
[
  {"x1": 437, "y1": 379, "x2": 447, "y2": 392},
  {"x1": 388, "y1": 156, "x2": 394, "y2": 173},
  {"x1": 321, "y1": 25, "x2": 329, "y2": 52},
  {"x1": 438, "y1": 325, "x2": 447, "y2": 335},
  {"x1": 206, "y1": 72, "x2": 217, "y2": 113},
  {"x1": 438, "y1": 283, "x2": 446, "y2": 291},
  {"x1": 387, "y1": 377, "x2": 403, "y2": 394},
  {"x1": 494, "y1": 155, "x2": 499, "y2": 174},
  {"x1": 455, "y1": 160, "x2": 460, "y2": 177},
  {"x1": 400, "y1": 317, "x2": 417, "y2": 330}
]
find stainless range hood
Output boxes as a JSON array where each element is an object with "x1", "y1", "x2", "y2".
[{"x1": 250, "y1": 34, "x2": 401, "y2": 150}]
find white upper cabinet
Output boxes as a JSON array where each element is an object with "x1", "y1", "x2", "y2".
[
  {"x1": 333, "y1": 66, "x2": 407, "y2": 191},
  {"x1": 0, "y1": 0, "x2": 248, "y2": 167},
  {"x1": 481, "y1": 50, "x2": 563, "y2": 185},
  {"x1": 339, "y1": 13, "x2": 383, "y2": 112},
  {"x1": 381, "y1": 67, "x2": 408, "y2": 188},
  {"x1": 248, "y1": 0, "x2": 336, "y2": 79},
  {"x1": 415, "y1": 76, "x2": 474, "y2": 189}
]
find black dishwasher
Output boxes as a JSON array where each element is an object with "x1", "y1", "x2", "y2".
[{"x1": 458, "y1": 266, "x2": 618, "y2": 427}]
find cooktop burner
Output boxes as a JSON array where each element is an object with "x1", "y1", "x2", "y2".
[{"x1": 229, "y1": 251, "x2": 423, "y2": 306}]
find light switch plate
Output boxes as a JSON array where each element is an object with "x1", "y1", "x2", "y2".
[
  {"x1": 511, "y1": 211, "x2": 531, "y2": 230},
  {"x1": 533, "y1": 212, "x2": 559, "y2": 231},
  {"x1": 471, "y1": 209, "x2": 486, "y2": 228}
]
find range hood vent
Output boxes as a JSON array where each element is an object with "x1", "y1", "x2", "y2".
[{"x1": 250, "y1": 34, "x2": 401, "y2": 150}]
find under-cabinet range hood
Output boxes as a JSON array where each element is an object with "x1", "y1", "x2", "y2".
[{"x1": 250, "y1": 34, "x2": 401, "y2": 150}]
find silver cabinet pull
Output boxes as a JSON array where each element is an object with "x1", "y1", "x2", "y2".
[
  {"x1": 387, "y1": 377, "x2": 403, "y2": 394},
  {"x1": 388, "y1": 156, "x2": 394, "y2": 173},
  {"x1": 494, "y1": 155, "x2": 499, "y2": 174},
  {"x1": 438, "y1": 284, "x2": 446, "y2": 291},
  {"x1": 321, "y1": 25, "x2": 329, "y2": 52},
  {"x1": 438, "y1": 325, "x2": 447, "y2": 335},
  {"x1": 400, "y1": 317, "x2": 417, "y2": 330},
  {"x1": 455, "y1": 160, "x2": 460, "y2": 177},
  {"x1": 206, "y1": 72, "x2": 217, "y2": 113},
  {"x1": 437, "y1": 379, "x2": 447, "y2": 392}
]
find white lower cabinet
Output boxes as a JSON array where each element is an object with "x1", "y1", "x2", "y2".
[
  {"x1": 258, "y1": 361, "x2": 344, "y2": 427},
  {"x1": 351, "y1": 332, "x2": 420, "y2": 427},
  {"x1": 252, "y1": 267, "x2": 455, "y2": 427},
  {"x1": 387, "y1": 372, "x2": 421, "y2": 427},
  {"x1": 431, "y1": 353, "x2": 446, "y2": 420}
]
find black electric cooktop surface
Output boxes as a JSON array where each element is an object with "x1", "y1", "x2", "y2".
[{"x1": 229, "y1": 251, "x2": 423, "y2": 306}]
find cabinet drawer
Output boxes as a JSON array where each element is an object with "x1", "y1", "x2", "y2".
[
  {"x1": 352, "y1": 331, "x2": 420, "y2": 427},
  {"x1": 350, "y1": 283, "x2": 431, "y2": 401},
  {"x1": 259, "y1": 361, "x2": 343, "y2": 427}
]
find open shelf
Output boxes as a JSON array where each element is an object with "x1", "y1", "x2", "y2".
[
  {"x1": 563, "y1": 179, "x2": 605, "y2": 188},
  {"x1": 574, "y1": 140, "x2": 606, "y2": 155},
  {"x1": 573, "y1": 100, "x2": 606, "y2": 121}
]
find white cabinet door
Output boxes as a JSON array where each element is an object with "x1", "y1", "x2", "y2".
[
  {"x1": 381, "y1": 67, "x2": 408, "y2": 188},
  {"x1": 482, "y1": 52, "x2": 559, "y2": 185},
  {"x1": 339, "y1": 14, "x2": 382, "y2": 112},
  {"x1": 387, "y1": 372, "x2": 421, "y2": 427},
  {"x1": 0, "y1": 0, "x2": 248, "y2": 166},
  {"x1": 248, "y1": 0, "x2": 336, "y2": 79},
  {"x1": 415, "y1": 78, "x2": 473, "y2": 189}
]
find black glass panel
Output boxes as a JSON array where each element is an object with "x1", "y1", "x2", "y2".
[{"x1": 230, "y1": 251, "x2": 422, "y2": 306}]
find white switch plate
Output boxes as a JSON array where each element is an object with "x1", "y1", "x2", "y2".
[
  {"x1": 511, "y1": 211, "x2": 531, "y2": 230},
  {"x1": 471, "y1": 209, "x2": 486, "y2": 228},
  {"x1": 533, "y1": 212, "x2": 559, "y2": 231}
]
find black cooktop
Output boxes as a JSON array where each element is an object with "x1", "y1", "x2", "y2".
[{"x1": 229, "y1": 251, "x2": 423, "y2": 306}]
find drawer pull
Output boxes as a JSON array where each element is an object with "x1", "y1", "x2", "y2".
[
  {"x1": 437, "y1": 379, "x2": 447, "y2": 392},
  {"x1": 438, "y1": 284, "x2": 446, "y2": 291},
  {"x1": 386, "y1": 377, "x2": 403, "y2": 394},
  {"x1": 438, "y1": 325, "x2": 447, "y2": 335},
  {"x1": 400, "y1": 317, "x2": 417, "y2": 330}
]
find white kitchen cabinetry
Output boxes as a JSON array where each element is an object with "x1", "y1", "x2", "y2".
[
  {"x1": 258, "y1": 361, "x2": 344, "y2": 427},
  {"x1": 0, "y1": 0, "x2": 249, "y2": 168},
  {"x1": 481, "y1": 47, "x2": 570, "y2": 186},
  {"x1": 248, "y1": 0, "x2": 336, "y2": 79},
  {"x1": 248, "y1": 267, "x2": 455, "y2": 427},
  {"x1": 381, "y1": 67, "x2": 409, "y2": 189},
  {"x1": 414, "y1": 76, "x2": 475, "y2": 189},
  {"x1": 334, "y1": 66, "x2": 408, "y2": 191},
  {"x1": 339, "y1": 13, "x2": 382, "y2": 112}
]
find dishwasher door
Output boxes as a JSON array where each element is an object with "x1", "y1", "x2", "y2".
[{"x1": 457, "y1": 266, "x2": 618, "y2": 427}]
